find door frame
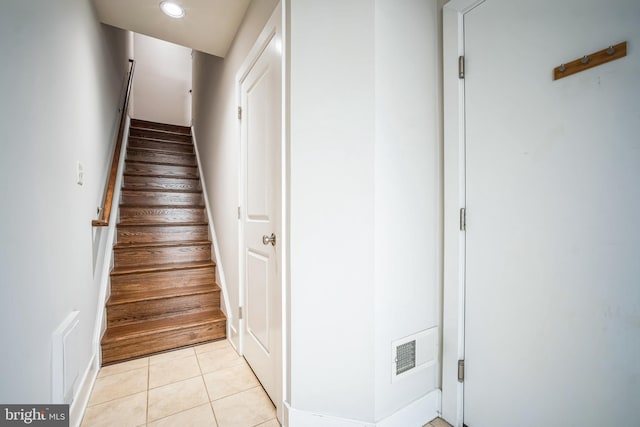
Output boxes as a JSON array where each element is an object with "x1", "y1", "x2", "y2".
[
  {"x1": 235, "y1": 1, "x2": 285, "y2": 421},
  {"x1": 441, "y1": 1, "x2": 485, "y2": 426}
]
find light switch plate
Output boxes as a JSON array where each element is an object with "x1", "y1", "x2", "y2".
[{"x1": 76, "y1": 162, "x2": 84, "y2": 186}]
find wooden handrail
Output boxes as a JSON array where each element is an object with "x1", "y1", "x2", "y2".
[{"x1": 93, "y1": 59, "x2": 135, "y2": 227}]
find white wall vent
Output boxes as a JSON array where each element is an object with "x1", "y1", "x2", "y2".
[
  {"x1": 391, "y1": 327, "x2": 437, "y2": 382},
  {"x1": 52, "y1": 311, "x2": 81, "y2": 404},
  {"x1": 395, "y1": 340, "x2": 416, "y2": 375}
]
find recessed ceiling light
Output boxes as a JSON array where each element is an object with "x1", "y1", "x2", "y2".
[{"x1": 160, "y1": 1, "x2": 185, "y2": 18}]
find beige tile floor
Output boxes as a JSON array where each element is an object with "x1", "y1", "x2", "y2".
[
  {"x1": 424, "y1": 418, "x2": 453, "y2": 427},
  {"x1": 81, "y1": 339, "x2": 278, "y2": 427},
  {"x1": 82, "y1": 338, "x2": 452, "y2": 427}
]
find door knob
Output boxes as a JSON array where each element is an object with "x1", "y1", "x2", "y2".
[{"x1": 262, "y1": 233, "x2": 276, "y2": 246}]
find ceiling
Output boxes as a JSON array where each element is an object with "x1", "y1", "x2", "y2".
[{"x1": 93, "y1": 0, "x2": 251, "y2": 57}]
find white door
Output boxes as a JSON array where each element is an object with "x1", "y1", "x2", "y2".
[
  {"x1": 463, "y1": 1, "x2": 640, "y2": 426},
  {"x1": 239, "y1": 6, "x2": 282, "y2": 415}
]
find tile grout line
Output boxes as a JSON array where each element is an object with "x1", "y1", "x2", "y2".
[
  {"x1": 146, "y1": 357, "x2": 150, "y2": 425},
  {"x1": 195, "y1": 344, "x2": 221, "y2": 426}
]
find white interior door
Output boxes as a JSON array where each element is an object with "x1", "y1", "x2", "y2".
[
  {"x1": 239, "y1": 8, "x2": 282, "y2": 414},
  {"x1": 463, "y1": 1, "x2": 640, "y2": 426}
]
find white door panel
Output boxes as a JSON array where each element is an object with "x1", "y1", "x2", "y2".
[
  {"x1": 239, "y1": 7, "x2": 282, "y2": 414},
  {"x1": 246, "y1": 249, "x2": 270, "y2": 352},
  {"x1": 463, "y1": 1, "x2": 640, "y2": 426}
]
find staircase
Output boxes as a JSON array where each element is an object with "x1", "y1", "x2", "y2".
[{"x1": 101, "y1": 119, "x2": 226, "y2": 365}]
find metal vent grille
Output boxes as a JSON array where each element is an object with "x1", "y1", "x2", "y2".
[{"x1": 395, "y1": 340, "x2": 416, "y2": 375}]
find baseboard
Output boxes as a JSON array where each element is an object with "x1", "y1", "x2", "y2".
[
  {"x1": 284, "y1": 389, "x2": 440, "y2": 427},
  {"x1": 190, "y1": 128, "x2": 232, "y2": 320},
  {"x1": 376, "y1": 389, "x2": 441, "y2": 427},
  {"x1": 285, "y1": 403, "x2": 374, "y2": 427},
  {"x1": 69, "y1": 354, "x2": 99, "y2": 427}
]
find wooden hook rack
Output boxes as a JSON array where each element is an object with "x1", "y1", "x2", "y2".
[{"x1": 553, "y1": 41, "x2": 627, "y2": 81}]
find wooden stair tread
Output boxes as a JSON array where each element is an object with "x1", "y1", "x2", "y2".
[
  {"x1": 121, "y1": 187, "x2": 202, "y2": 194},
  {"x1": 102, "y1": 309, "x2": 225, "y2": 343},
  {"x1": 128, "y1": 135, "x2": 193, "y2": 146},
  {"x1": 124, "y1": 173, "x2": 199, "y2": 180},
  {"x1": 123, "y1": 173, "x2": 199, "y2": 179},
  {"x1": 108, "y1": 283, "x2": 220, "y2": 306},
  {"x1": 129, "y1": 128, "x2": 192, "y2": 144},
  {"x1": 114, "y1": 240, "x2": 211, "y2": 249},
  {"x1": 119, "y1": 204, "x2": 205, "y2": 209},
  {"x1": 130, "y1": 119, "x2": 191, "y2": 135},
  {"x1": 117, "y1": 221, "x2": 208, "y2": 227},
  {"x1": 111, "y1": 260, "x2": 215, "y2": 276},
  {"x1": 124, "y1": 159, "x2": 197, "y2": 168},
  {"x1": 124, "y1": 161, "x2": 196, "y2": 169},
  {"x1": 128, "y1": 146, "x2": 196, "y2": 156}
]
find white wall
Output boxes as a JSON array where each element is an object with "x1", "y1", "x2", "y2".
[
  {"x1": 373, "y1": 0, "x2": 440, "y2": 420},
  {"x1": 289, "y1": 0, "x2": 440, "y2": 424},
  {"x1": 289, "y1": 0, "x2": 376, "y2": 421},
  {"x1": 133, "y1": 33, "x2": 192, "y2": 126},
  {"x1": 192, "y1": 0, "x2": 280, "y2": 348},
  {"x1": 0, "y1": 0, "x2": 130, "y2": 403}
]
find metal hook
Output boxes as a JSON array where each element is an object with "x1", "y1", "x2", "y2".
[
  {"x1": 607, "y1": 46, "x2": 615, "y2": 55},
  {"x1": 559, "y1": 64, "x2": 566, "y2": 72},
  {"x1": 581, "y1": 56, "x2": 590, "y2": 64}
]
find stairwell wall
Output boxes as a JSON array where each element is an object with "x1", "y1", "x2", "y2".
[
  {"x1": 0, "y1": 0, "x2": 131, "y2": 406},
  {"x1": 192, "y1": 0, "x2": 280, "y2": 349},
  {"x1": 132, "y1": 34, "x2": 192, "y2": 127}
]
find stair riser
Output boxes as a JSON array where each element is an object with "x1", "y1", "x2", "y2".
[
  {"x1": 130, "y1": 119, "x2": 191, "y2": 135},
  {"x1": 107, "y1": 292, "x2": 221, "y2": 327},
  {"x1": 125, "y1": 162, "x2": 198, "y2": 178},
  {"x1": 117, "y1": 225, "x2": 209, "y2": 245},
  {"x1": 101, "y1": 320, "x2": 226, "y2": 365},
  {"x1": 121, "y1": 191, "x2": 204, "y2": 207},
  {"x1": 127, "y1": 149, "x2": 196, "y2": 167},
  {"x1": 129, "y1": 127, "x2": 192, "y2": 143},
  {"x1": 128, "y1": 138, "x2": 194, "y2": 154},
  {"x1": 123, "y1": 175, "x2": 201, "y2": 192},
  {"x1": 114, "y1": 244, "x2": 212, "y2": 268},
  {"x1": 111, "y1": 268, "x2": 216, "y2": 294},
  {"x1": 119, "y1": 207, "x2": 206, "y2": 224}
]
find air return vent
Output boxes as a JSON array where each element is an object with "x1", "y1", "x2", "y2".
[
  {"x1": 391, "y1": 327, "x2": 437, "y2": 382},
  {"x1": 395, "y1": 340, "x2": 416, "y2": 375}
]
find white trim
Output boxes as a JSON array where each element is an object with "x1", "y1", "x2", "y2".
[
  {"x1": 191, "y1": 129, "x2": 232, "y2": 320},
  {"x1": 91, "y1": 115, "x2": 131, "y2": 367},
  {"x1": 442, "y1": 1, "x2": 485, "y2": 427},
  {"x1": 286, "y1": 403, "x2": 375, "y2": 427},
  {"x1": 285, "y1": 390, "x2": 440, "y2": 427},
  {"x1": 69, "y1": 354, "x2": 99, "y2": 427},
  {"x1": 236, "y1": 2, "x2": 285, "y2": 422},
  {"x1": 376, "y1": 390, "x2": 441, "y2": 427},
  {"x1": 281, "y1": 0, "x2": 291, "y2": 424},
  {"x1": 51, "y1": 310, "x2": 80, "y2": 404}
]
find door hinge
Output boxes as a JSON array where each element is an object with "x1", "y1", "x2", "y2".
[
  {"x1": 460, "y1": 207, "x2": 466, "y2": 231},
  {"x1": 458, "y1": 359, "x2": 465, "y2": 382},
  {"x1": 238, "y1": 306, "x2": 243, "y2": 320},
  {"x1": 459, "y1": 55, "x2": 465, "y2": 79},
  {"x1": 237, "y1": 106, "x2": 242, "y2": 120},
  {"x1": 237, "y1": 206, "x2": 241, "y2": 219}
]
